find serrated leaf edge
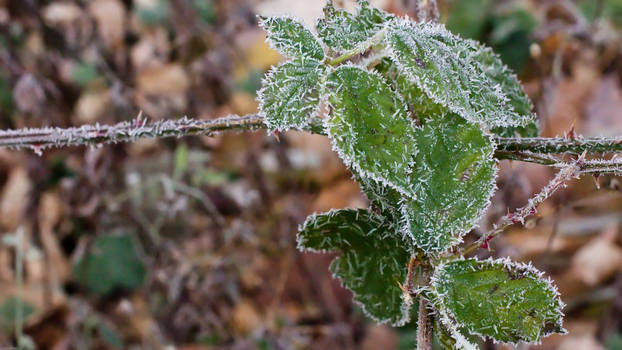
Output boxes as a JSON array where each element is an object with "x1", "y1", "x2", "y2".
[
  {"x1": 324, "y1": 64, "x2": 419, "y2": 200},
  {"x1": 259, "y1": 15, "x2": 326, "y2": 60},
  {"x1": 398, "y1": 122, "x2": 499, "y2": 254},
  {"x1": 430, "y1": 257, "x2": 567, "y2": 346},
  {"x1": 385, "y1": 17, "x2": 535, "y2": 129},
  {"x1": 315, "y1": 0, "x2": 391, "y2": 54},
  {"x1": 257, "y1": 58, "x2": 326, "y2": 132},
  {"x1": 296, "y1": 208, "x2": 414, "y2": 326}
]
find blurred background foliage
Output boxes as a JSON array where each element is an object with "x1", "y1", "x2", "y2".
[{"x1": 0, "y1": 0, "x2": 621, "y2": 349}]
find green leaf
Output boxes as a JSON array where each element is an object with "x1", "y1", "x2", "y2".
[
  {"x1": 491, "y1": 121, "x2": 539, "y2": 138},
  {"x1": 386, "y1": 19, "x2": 536, "y2": 130},
  {"x1": 432, "y1": 258, "x2": 566, "y2": 344},
  {"x1": 317, "y1": 0, "x2": 392, "y2": 52},
  {"x1": 401, "y1": 115, "x2": 496, "y2": 253},
  {"x1": 297, "y1": 208, "x2": 413, "y2": 325},
  {"x1": 258, "y1": 58, "x2": 325, "y2": 131},
  {"x1": 374, "y1": 57, "x2": 446, "y2": 120},
  {"x1": 259, "y1": 16, "x2": 325, "y2": 60},
  {"x1": 325, "y1": 66, "x2": 417, "y2": 198},
  {"x1": 434, "y1": 318, "x2": 479, "y2": 350},
  {"x1": 74, "y1": 234, "x2": 146, "y2": 296},
  {"x1": 356, "y1": 173, "x2": 403, "y2": 224}
]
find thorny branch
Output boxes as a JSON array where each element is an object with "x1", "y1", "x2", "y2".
[
  {"x1": 496, "y1": 136, "x2": 622, "y2": 155},
  {"x1": 3, "y1": 114, "x2": 622, "y2": 172},
  {"x1": 461, "y1": 156, "x2": 587, "y2": 256}
]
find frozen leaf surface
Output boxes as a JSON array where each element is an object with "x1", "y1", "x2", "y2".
[
  {"x1": 259, "y1": 16, "x2": 325, "y2": 60},
  {"x1": 432, "y1": 258, "x2": 566, "y2": 344},
  {"x1": 297, "y1": 208, "x2": 413, "y2": 325},
  {"x1": 434, "y1": 318, "x2": 479, "y2": 350},
  {"x1": 386, "y1": 19, "x2": 536, "y2": 130},
  {"x1": 258, "y1": 58, "x2": 325, "y2": 131},
  {"x1": 317, "y1": 0, "x2": 391, "y2": 52},
  {"x1": 401, "y1": 115, "x2": 496, "y2": 253},
  {"x1": 325, "y1": 66, "x2": 417, "y2": 197}
]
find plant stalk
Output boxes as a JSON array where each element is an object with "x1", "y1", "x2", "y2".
[
  {"x1": 2, "y1": 114, "x2": 622, "y2": 172},
  {"x1": 416, "y1": 296, "x2": 434, "y2": 350},
  {"x1": 495, "y1": 136, "x2": 622, "y2": 155}
]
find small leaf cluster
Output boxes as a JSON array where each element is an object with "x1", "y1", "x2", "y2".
[{"x1": 258, "y1": 1, "x2": 564, "y2": 348}]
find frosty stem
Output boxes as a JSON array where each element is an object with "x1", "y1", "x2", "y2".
[{"x1": 3, "y1": 114, "x2": 622, "y2": 172}]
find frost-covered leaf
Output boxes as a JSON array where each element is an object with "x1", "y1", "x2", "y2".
[
  {"x1": 491, "y1": 121, "x2": 539, "y2": 138},
  {"x1": 435, "y1": 318, "x2": 479, "y2": 350},
  {"x1": 401, "y1": 115, "x2": 496, "y2": 253},
  {"x1": 432, "y1": 258, "x2": 566, "y2": 344},
  {"x1": 258, "y1": 58, "x2": 325, "y2": 131},
  {"x1": 325, "y1": 65, "x2": 417, "y2": 198},
  {"x1": 386, "y1": 19, "x2": 536, "y2": 129},
  {"x1": 316, "y1": 0, "x2": 391, "y2": 52},
  {"x1": 356, "y1": 173, "x2": 403, "y2": 223},
  {"x1": 259, "y1": 16, "x2": 325, "y2": 60},
  {"x1": 297, "y1": 208, "x2": 413, "y2": 325},
  {"x1": 375, "y1": 57, "x2": 446, "y2": 119}
]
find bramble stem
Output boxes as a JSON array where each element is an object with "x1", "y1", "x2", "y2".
[
  {"x1": 495, "y1": 136, "x2": 622, "y2": 155},
  {"x1": 0, "y1": 114, "x2": 266, "y2": 152},
  {"x1": 461, "y1": 159, "x2": 584, "y2": 256},
  {"x1": 416, "y1": 296, "x2": 433, "y2": 350},
  {"x1": 2, "y1": 114, "x2": 622, "y2": 175}
]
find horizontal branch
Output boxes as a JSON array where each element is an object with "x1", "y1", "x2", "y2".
[
  {"x1": 0, "y1": 114, "x2": 267, "y2": 153},
  {"x1": 495, "y1": 136, "x2": 622, "y2": 155},
  {"x1": 1, "y1": 114, "x2": 622, "y2": 169}
]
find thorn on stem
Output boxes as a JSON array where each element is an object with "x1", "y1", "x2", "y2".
[
  {"x1": 564, "y1": 120, "x2": 576, "y2": 140},
  {"x1": 593, "y1": 173, "x2": 601, "y2": 190},
  {"x1": 480, "y1": 235, "x2": 493, "y2": 250},
  {"x1": 273, "y1": 130, "x2": 280, "y2": 143}
]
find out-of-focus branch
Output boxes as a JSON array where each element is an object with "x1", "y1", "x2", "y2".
[{"x1": 415, "y1": 0, "x2": 439, "y2": 23}]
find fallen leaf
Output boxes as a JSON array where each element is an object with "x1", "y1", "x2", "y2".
[
  {"x1": 88, "y1": 0, "x2": 127, "y2": 51},
  {"x1": 569, "y1": 225, "x2": 622, "y2": 286},
  {"x1": 0, "y1": 167, "x2": 32, "y2": 231}
]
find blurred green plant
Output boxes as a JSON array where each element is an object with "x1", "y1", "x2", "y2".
[
  {"x1": 579, "y1": 0, "x2": 622, "y2": 26},
  {"x1": 0, "y1": 74, "x2": 15, "y2": 119},
  {"x1": 0, "y1": 297, "x2": 35, "y2": 331},
  {"x1": 192, "y1": 0, "x2": 215, "y2": 25},
  {"x1": 136, "y1": 0, "x2": 170, "y2": 26},
  {"x1": 72, "y1": 62, "x2": 100, "y2": 88},
  {"x1": 74, "y1": 233, "x2": 146, "y2": 296},
  {"x1": 446, "y1": 0, "x2": 537, "y2": 72}
]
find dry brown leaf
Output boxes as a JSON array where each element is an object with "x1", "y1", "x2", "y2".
[
  {"x1": 38, "y1": 191, "x2": 70, "y2": 283},
  {"x1": 232, "y1": 298, "x2": 263, "y2": 335},
  {"x1": 361, "y1": 325, "x2": 398, "y2": 350},
  {"x1": 0, "y1": 167, "x2": 32, "y2": 231},
  {"x1": 558, "y1": 335, "x2": 605, "y2": 350},
  {"x1": 88, "y1": 0, "x2": 127, "y2": 51},
  {"x1": 311, "y1": 179, "x2": 366, "y2": 213},
  {"x1": 569, "y1": 225, "x2": 622, "y2": 286},
  {"x1": 74, "y1": 88, "x2": 111, "y2": 124},
  {"x1": 137, "y1": 64, "x2": 190, "y2": 96},
  {"x1": 584, "y1": 74, "x2": 622, "y2": 137},
  {"x1": 42, "y1": 2, "x2": 82, "y2": 26}
]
